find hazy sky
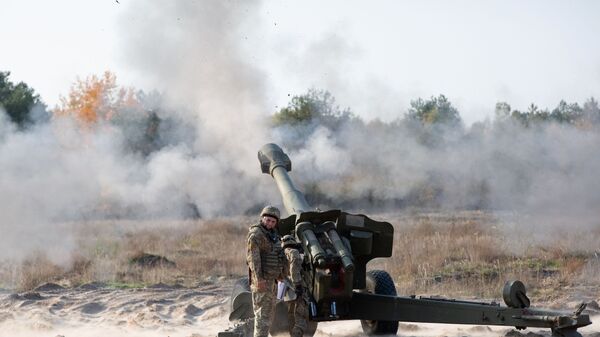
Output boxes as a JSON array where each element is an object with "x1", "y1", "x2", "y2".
[{"x1": 2, "y1": 0, "x2": 600, "y2": 124}]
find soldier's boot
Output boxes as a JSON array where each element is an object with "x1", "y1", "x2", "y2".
[
  {"x1": 292, "y1": 298, "x2": 309, "y2": 337},
  {"x1": 290, "y1": 326, "x2": 304, "y2": 337}
]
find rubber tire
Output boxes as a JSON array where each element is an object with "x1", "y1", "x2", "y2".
[
  {"x1": 230, "y1": 277, "x2": 253, "y2": 321},
  {"x1": 360, "y1": 270, "x2": 399, "y2": 335},
  {"x1": 233, "y1": 277, "x2": 250, "y2": 292}
]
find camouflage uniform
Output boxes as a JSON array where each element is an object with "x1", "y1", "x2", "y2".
[
  {"x1": 284, "y1": 246, "x2": 309, "y2": 337},
  {"x1": 247, "y1": 222, "x2": 284, "y2": 337}
]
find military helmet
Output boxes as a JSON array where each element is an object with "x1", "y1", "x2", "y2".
[
  {"x1": 260, "y1": 205, "x2": 280, "y2": 220},
  {"x1": 281, "y1": 234, "x2": 299, "y2": 249}
]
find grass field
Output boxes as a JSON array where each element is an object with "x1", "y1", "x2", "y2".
[{"x1": 1, "y1": 211, "x2": 598, "y2": 302}]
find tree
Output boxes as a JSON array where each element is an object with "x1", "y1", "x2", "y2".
[
  {"x1": 406, "y1": 95, "x2": 462, "y2": 127},
  {"x1": 495, "y1": 102, "x2": 511, "y2": 121},
  {"x1": 582, "y1": 97, "x2": 600, "y2": 118},
  {"x1": 0, "y1": 71, "x2": 46, "y2": 128},
  {"x1": 510, "y1": 109, "x2": 528, "y2": 126},
  {"x1": 508, "y1": 101, "x2": 585, "y2": 127},
  {"x1": 527, "y1": 103, "x2": 551, "y2": 124},
  {"x1": 550, "y1": 100, "x2": 581, "y2": 124},
  {"x1": 272, "y1": 89, "x2": 353, "y2": 129},
  {"x1": 578, "y1": 97, "x2": 600, "y2": 129},
  {"x1": 54, "y1": 71, "x2": 138, "y2": 126},
  {"x1": 402, "y1": 95, "x2": 463, "y2": 148},
  {"x1": 54, "y1": 71, "x2": 171, "y2": 156}
]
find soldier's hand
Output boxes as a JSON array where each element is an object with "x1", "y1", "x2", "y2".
[{"x1": 257, "y1": 279, "x2": 268, "y2": 291}]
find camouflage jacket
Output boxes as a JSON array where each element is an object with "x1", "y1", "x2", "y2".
[{"x1": 247, "y1": 223, "x2": 283, "y2": 291}]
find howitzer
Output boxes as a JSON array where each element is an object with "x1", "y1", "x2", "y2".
[{"x1": 224, "y1": 143, "x2": 591, "y2": 337}]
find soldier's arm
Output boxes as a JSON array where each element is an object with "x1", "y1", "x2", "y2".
[
  {"x1": 288, "y1": 249, "x2": 303, "y2": 285},
  {"x1": 247, "y1": 233, "x2": 263, "y2": 279},
  {"x1": 282, "y1": 253, "x2": 290, "y2": 277}
]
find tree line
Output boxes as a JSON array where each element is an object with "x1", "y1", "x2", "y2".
[
  {"x1": 3, "y1": 70, "x2": 599, "y2": 137},
  {"x1": 2, "y1": 71, "x2": 599, "y2": 211},
  {"x1": 273, "y1": 88, "x2": 600, "y2": 132}
]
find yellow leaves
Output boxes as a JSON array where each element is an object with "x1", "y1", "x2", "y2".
[{"x1": 54, "y1": 71, "x2": 139, "y2": 127}]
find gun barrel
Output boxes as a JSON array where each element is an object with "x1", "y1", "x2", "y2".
[
  {"x1": 326, "y1": 226, "x2": 354, "y2": 272},
  {"x1": 258, "y1": 143, "x2": 310, "y2": 215},
  {"x1": 301, "y1": 226, "x2": 327, "y2": 267}
]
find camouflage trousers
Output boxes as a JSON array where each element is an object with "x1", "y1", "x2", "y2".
[
  {"x1": 252, "y1": 287, "x2": 276, "y2": 337},
  {"x1": 287, "y1": 295, "x2": 308, "y2": 337}
]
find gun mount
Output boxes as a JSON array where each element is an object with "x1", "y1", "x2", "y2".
[{"x1": 224, "y1": 143, "x2": 591, "y2": 337}]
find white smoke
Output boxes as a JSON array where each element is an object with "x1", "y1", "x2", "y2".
[
  {"x1": 116, "y1": 0, "x2": 272, "y2": 169},
  {"x1": 284, "y1": 119, "x2": 600, "y2": 221}
]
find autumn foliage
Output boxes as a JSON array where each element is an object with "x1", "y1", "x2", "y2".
[{"x1": 54, "y1": 71, "x2": 139, "y2": 126}]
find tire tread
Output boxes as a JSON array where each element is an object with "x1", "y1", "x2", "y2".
[{"x1": 361, "y1": 270, "x2": 399, "y2": 335}]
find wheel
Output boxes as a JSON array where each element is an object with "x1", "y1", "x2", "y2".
[
  {"x1": 229, "y1": 277, "x2": 253, "y2": 321},
  {"x1": 360, "y1": 270, "x2": 399, "y2": 335},
  {"x1": 233, "y1": 277, "x2": 250, "y2": 292},
  {"x1": 551, "y1": 328, "x2": 583, "y2": 337}
]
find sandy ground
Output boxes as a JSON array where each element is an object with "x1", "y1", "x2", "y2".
[
  {"x1": 0, "y1": 282, "x2": 231, "y2": 337},
  {"x1": 0, "y1": 281, "x2": 598, "y2": 337}
]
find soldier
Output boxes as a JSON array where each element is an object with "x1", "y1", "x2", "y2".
[
  {"x1": 281, "y1": 234, "x2": 309, "y2": 337},
  {"x1": 247, "y1": 205, "x2": 284, "y2": 337}
]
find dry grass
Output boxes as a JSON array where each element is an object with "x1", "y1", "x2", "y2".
[
  {"x1": 0, "y1": 218, "x2": 251, "y2": 290},
  {"x1": 1, "y1": 211, "x2": 598, "y2": 296},
  {"x1": 20, "y1": 253, "x2": 64, "y2": 290},
  {"x1": 367, "y1": 211, "x2": 599, "y2": 298}
]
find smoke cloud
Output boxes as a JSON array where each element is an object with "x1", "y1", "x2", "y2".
[{"x1": 286, "y1": 120, "x2": 600, "y2": 225}]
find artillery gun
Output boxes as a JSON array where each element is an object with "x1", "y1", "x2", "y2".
[{"x1": 223, "y1": 143, "x2": 591, "y2": 337}]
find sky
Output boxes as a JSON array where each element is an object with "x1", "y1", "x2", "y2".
[{"x1": 2, "y1": 0, "x2": 600, "y2": 124}]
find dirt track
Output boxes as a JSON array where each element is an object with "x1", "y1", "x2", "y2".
[{"x1": 0, "y1": 281, "x2": 598, "y2": 337}]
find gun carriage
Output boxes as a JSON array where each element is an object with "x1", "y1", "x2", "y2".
[{"x1": 223, "y1": 143, "x2": 591, "y2": 337}]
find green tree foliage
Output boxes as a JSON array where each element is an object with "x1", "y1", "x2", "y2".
[
  {"x1": 524, "y1": 103, "x2": 550, "y2": 124},
  {"x1": 550, "y1": 100, "x2": 582, "y2": 123},
  {"x1": 272, "y1": 89, "x2": 353, "y2": 129},
  {"x1": 404, "y1": 95, "x2": 463, "y2": 148},
  {"x1": 407, "y1": 94, "x2": 462, "y2": 127},
  {"x1": 501, "y1": 100, "x2": 592, "y2": 127},
  {"x1": 0, "y1": 71, "x2": 46, "y2": 128}
]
